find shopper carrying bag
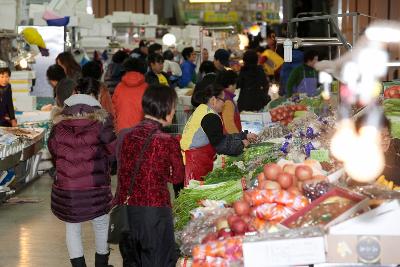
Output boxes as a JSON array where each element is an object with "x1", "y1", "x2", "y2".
[
  {"x1": 107, "y1": 128, "x2": 157, "y2": 244},
  {"x1": 114, "y1": 84, "x2": 185, "y2": 267}
]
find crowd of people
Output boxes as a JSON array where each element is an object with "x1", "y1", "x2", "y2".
[{"x1": 0, "y1": 34, "x2": 324, "y2": 267}]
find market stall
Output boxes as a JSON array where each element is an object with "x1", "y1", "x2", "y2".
[
  {"x1": 0, "y1": 127, "x2": 45, "y2": 203},
  {"x1": 172, "y1": 21, "x2": 400, "y2": 266}
]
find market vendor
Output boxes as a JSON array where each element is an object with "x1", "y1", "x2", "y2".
[
  {"x1": 286, "y1": 50, "x2": 319, "y2": 97},
  {"x1": 0, "y1": 61, "x2": 17, "y2": 127},
  {"x1": 180, "y1": 83, "x2": 257, "y2": 185},
  {"x1": 355, "y1": 114, "x2": 400, "y2": 185},
  {"x1": 215, "y1": 70, "x2": 242, "y2": 134}
]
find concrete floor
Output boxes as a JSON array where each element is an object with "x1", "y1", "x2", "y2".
[{"x1": 0, "y1": 174, "x2": 123, "y2": 267}]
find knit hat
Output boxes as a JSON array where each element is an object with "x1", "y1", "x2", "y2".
[
  {"x1": 214, "y1": 49, "x2": 230, "y2": 67},
  {"x1": 0, "y1": 60, "x2": 8, "y2": 68}
]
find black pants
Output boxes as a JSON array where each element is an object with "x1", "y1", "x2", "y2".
[{"x1": 119, "y1": 206, "x2": 177, "y2": 267}]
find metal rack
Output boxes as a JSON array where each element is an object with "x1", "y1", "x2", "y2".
[{"x1": 283, "y1": 12, "x2": 377, "y2": 59}]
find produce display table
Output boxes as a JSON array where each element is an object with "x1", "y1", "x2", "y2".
[{"x1": 173, "y1": 90, "x2": 400, "y2": 266}]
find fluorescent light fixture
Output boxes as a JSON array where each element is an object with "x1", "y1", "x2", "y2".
[{"x1": 189, "y1": 0, "x2": 231, "y2": 3}]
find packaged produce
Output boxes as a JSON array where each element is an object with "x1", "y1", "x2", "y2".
[
  {"x1": 269, "y1": 104, "x2": 307, "y2": 125},
  {"x1": 242, "y1": 142, "x2": 278, "y2": 163},
  {"x1": 174, "y1": 180, "x2": 244, "y2": 230},
  {"x1": 178, "y1": 207, "x2": 234, "y2": 256},
  {"x1": 192, "y1": 236, "x2": 243, "y2": 262},
  {"x1": 384, "y1": 85, "x2": 400, "y2": 99},
  {"x1": 252, "y1": 203, "x2": 294, "y2": 221},
  {"x1": 302, "y1": 179, "x2": 332, "y2": 201},
  {"x1": 176, "y1": 257, "x2": 193, "y2": 267},
  {"x1": 282, "y1": 187, "x2": 366, "y2": 229},
  {"x1": 245, "y1": 189, "x2": 309, "y2": 210},
  {"x1": 256, "y1": 123, "x2": 290, "y2": 142}
]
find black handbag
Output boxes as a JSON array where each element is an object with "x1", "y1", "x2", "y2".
[{"x1": 107, "y1": 128, "x2": 157, "y2": 244}]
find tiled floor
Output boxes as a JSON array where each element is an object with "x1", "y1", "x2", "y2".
[{"x1": 0, "y1": 174, "x2": 123, "y2": 267}]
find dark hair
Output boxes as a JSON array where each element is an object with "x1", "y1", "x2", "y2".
[
  {"x1": 216, "y1": 70, "x2": 238, "y2": 88},
  {"x1": 191, "y1": 82, "x2": 224, "y2": 106},
  {"x1": 0, "y1": 67, "x2": 11, "y2": 76},
  {"x1": 75, "y1": 77, "x2": 100, "y2": 99},
  {"x1": 139, "y1": 40, "x2": 149, "y2": 48},
  {"x1": 148, "y1": 53, "x2": 164, "y2": 65},
  {"x1": 82, "y1": 61, "x2": 102, "y2": 80},
  {"x1": 163, "y1": 50, "x2": 174, "y2": 61},
  {"x1": 46, "y1": 64, "x2": 66, "y2": 82},
  {"x1": 267, "y1": 28, "x2": 276, "y2": 39},
  {"x1": 182, "y1": 47, "x2": 194, "y2": 60},
  {"x1": 256, "y1": 46, "x2": 267, "y2": 54},
  {"x1": 243, "y1": 50, "x2": 259, "y2": 66},
  {"x1": 112, "y1": 50, "x2": 129, "y2": 64},
  {"x1": 122, "y1": 57, "x2": 147, "y2": 74},
  {"x1": 355, "y1": 113, "x2": 391, "y2": 133},
  {"x1": 55, "y1": 78, "x2": 76, "y2": 107},
  {"x1": 56, "y1": 52, "x2": 81, "y2": 78},
  {"x1": 148, "y1": 43, "x2": 163, "y2": 55},
  {"x1": 142, "y1": 84, "x2": 177, "y2": 120},
  {"x1": 199, "y1": 60, "x2": 216, "y2": 75},
  {"x1": 191, "y1": 74, "x2": 216, "y2": 107},
  {"x1": 304, "y1": 50, "x2": 319, "y2": 63}
]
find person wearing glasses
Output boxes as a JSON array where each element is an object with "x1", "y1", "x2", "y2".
[{"x1": 181, "y1": 83, "x2": 257, "y2": 185}]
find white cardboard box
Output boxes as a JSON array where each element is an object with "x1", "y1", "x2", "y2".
[
  {"x1": 243, "y1": 236, "x2": 326, "y2": 266},
  {"x1": 0, "y1": 1, "x2": 16, "y2": 30},
  {"x1": 13, "y1": 95, "x2": 37, "y2": 112},
  {"x1": 329, "y1": 200, "x2": 400, "y2": 236}
]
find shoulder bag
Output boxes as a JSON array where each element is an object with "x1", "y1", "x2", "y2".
[{"x1": 107, "y1": 128, "x2": 157, "y2": 244}]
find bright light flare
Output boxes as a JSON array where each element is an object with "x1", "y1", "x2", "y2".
[
  {"x1": 366, "y1": 26, "x2": 400, "y2": 43},
  {"x1": 19, "y1": 58, "x2": 28, "y2": 69},
  {"x1": 162, "y1": 33, "x2": 176, "y2": 46},
  {"x1": 330, "y1": 119, "x2": 357, "y2": 161},
  {"x1": 238, "y1": 34, "x2": 249, "y2": 50},
  {"x1": 249, "y1": 25, "x2": 260, "y2": 36},
  {"x1": 344, "y1": 126, "x2": 384, "y2": 183}
]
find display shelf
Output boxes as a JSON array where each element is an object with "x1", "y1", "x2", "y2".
[
  {"x1": 0, "y1": 151, "x2": 22, "y2": 171},
  {"x1": 21, "y1": 132, "x2": 44, "y2": 161}
]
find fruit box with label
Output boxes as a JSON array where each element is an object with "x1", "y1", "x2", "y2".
[
  {"x1": 280, "y1": 187, "x2": 369, "y2": 230},
  {"x1": 242, "y1": 227, "x2": 326, "y2": 266},
  {"x1": 326, "y1": 200, "x2": 400, "y2": 265}
]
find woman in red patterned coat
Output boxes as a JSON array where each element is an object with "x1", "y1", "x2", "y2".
[{"x1": 114, "y1": 84, "x2": 185, "y2": 267}]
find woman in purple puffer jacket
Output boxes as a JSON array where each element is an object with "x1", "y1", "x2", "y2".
[{"x1": 48, "y1": 77, "x2": 116, "y2": 267}]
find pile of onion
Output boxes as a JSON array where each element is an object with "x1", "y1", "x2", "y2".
[{"x1": 269, "y1": 105, "x2": 307, "y2": 126}]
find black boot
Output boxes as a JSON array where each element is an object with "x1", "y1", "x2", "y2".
[
  {"x1": 95, "y1": 252, "x2": 113, "y2": 267},
  {"x1": 70, "y1": 256, "x2": 87, "y2": 267}
]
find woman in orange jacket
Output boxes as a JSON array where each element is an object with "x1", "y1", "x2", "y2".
[{"x1": 112, "y1": 57, "x2": 148, "y2": 133}]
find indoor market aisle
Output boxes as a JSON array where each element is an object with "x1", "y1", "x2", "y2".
[{"x1": 0, "y1": 174, "x2": 123, "y2": 267}]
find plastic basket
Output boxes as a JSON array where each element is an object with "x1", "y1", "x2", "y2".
[{"x1": 163, "y1": 104, "x2": 193, "y2": 136}]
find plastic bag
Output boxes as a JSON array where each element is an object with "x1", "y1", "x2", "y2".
[{"x1": 178, "y1": 207, "x2": 234, "y2": 256}]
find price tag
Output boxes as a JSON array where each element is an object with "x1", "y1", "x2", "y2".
[{"x1": 310, "y1": 149, "x2": 330, "y2": 162}]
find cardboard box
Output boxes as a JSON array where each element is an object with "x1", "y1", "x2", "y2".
[
  {"x1": 243, "y1": 236, "x2": 326, "y2": 266},
  {"x1": 11, "y1": 71, "x2": 35, "y2": 80},
  {"x1": 240, "y1": 111, "x2": 272, "y2": 125},
  {"x1": 326, "y1": 235, "x2": 400, "y2": 265},
  {"x1": 329, "y1": 200, "x2": 400, "y2": 236},
  {"x1": 12, "y1": 95, "x2": 37, "y2": 112}
]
